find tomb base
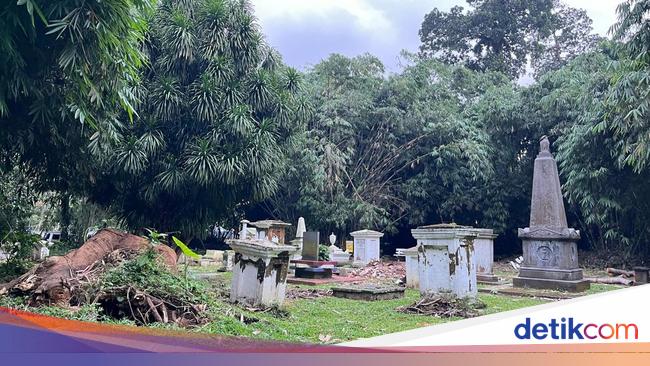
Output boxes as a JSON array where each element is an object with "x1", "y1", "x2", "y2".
[
  {"x1": 513, "y1": 276, "x2": 590, "y2": 292},
  {"x1": 477, "y1": 274, "x2": 499, "y2": 283},
  {"x1": 295, "y1": 267, "x2": 333, "y2": 279},
  {"x1": 513, "y1": 228, "x2": 589, "y2": 292},
  {"x1": 331, "y1": 286, "x2": 405, "y2": 301}
]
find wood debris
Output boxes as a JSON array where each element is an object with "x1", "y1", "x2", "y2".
[{"x1": 397, "y1": 293, "x2": 484, "y2": 318}]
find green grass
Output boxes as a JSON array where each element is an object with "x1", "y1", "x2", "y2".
[
  {"x1": 223, "y1": 288, "x2": 548, "y2": 343},
  {"x1": 194, "y1": 272, "x2": 550, "y2": 343}
]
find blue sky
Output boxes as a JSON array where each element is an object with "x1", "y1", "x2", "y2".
[{"x1": 250, "y1": 0, "x2": 622, "y2": 73}]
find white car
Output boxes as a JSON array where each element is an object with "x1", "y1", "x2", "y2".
[{"x1": 41, "y1": 231, "x2": 61, "y2": 246}]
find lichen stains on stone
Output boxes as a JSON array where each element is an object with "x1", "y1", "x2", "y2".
[
  {"x1": 266, "y1": 251, "x2": 290, "y2": 285},
  {"x1": 235, "y1": 253, "x2": 267, "y2": 283},
  {"x1": 448, "y1": 249, "x2": 459, "y2": 276},
  {"x1": 461, "y1": 237, "x2": 474, "y2": 276}
]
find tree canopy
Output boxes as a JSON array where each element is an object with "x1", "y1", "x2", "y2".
[
  {"x1": 419, "y1": 0, "x2": 600, "y2": 79},
  {"x1": 86, "y1": 0, "x2": 308, "y2": 239},
  {"x1": 2, "y1": 0, "x2": 650, "y2": 263}
]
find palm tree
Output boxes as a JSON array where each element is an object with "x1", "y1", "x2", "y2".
[{"x1": 90, "y1": 0, "x2": 307, "y2": 239}]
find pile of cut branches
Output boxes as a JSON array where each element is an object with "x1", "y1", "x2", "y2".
[{"x1": 397, "y1": 293, "x2": 485, "y2": 318}]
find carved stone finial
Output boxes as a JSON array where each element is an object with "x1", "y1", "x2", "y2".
[{"x1": 540, "y1": 135, "x2": 550, "y2": 154}]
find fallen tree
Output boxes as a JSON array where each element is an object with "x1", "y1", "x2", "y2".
[
  {"x1": 0, "y1": 229, "x2": 209, "y2": 327},
  {"x1": 1, "y1": 229, "x2": 175, "y2": 303},
  {"x1": 587, "y1": 276, "x2": 633, "y2": 286}
]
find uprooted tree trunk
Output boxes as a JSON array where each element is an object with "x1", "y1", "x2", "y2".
[{"x1": 0, "y1": 229, "x2": 177, "y2": 305}]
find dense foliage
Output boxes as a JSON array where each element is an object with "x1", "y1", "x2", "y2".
[
  {"x1": 86, "y1": 0, "x2": 307, "y2": 239},
  {"x1": 419, "y1": 0, "x2": 600, "y2": 79},
  {"x1": 1, "y1": 0, "x2": 650, "y2": 262}
]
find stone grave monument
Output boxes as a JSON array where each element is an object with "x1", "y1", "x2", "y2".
[
  {"x1": 328, "y1": 232, "x2": 351, "y2": 264},
  {"x1": 227, "y1": 238, "x2": 297, "y2": 307},
  {"x1": 302, "y1": 231, "x2": 319, "y2": 260},
  {"x1": 351, "y1": 229, "x2": 383, "y2": 265},
  {"x1": 292, "y1": 231, "x2": 335, "y2": 279},
  {"x1": 290, "y1": 217, "x2": 306, "y2": 260},
  {"x1": 248, "y1": 220, "x2": 292, "y2": 244},
  {"x1": 403, "y1": 246, "x2": 419, "y2": 288},
  {"x1": 513, "y1": 136, "x2": 589, "y2": 292},
  {"x1": 471, "y1": 228, "x2": 498, "y2": 283},
  {"x1": 411, "y1": 224, "x2": 478, "y2": 298}
]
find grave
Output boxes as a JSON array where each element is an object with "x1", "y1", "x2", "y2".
[
  {"x1": 470, "y1": 228, "x2": 499, "y2": 283},
  {"x1": 331, "y1": 285, "x2": 405, "y2": 301},
  {"x1": 222, "y1": 250, "x2": 234, "y2": 271},
  {"x1": 200, "y1": 250, "x2": 224, "y2": 267},
  {"x1": 227, "y1": 238, "x2": 297, "y2": 307},
  {"x1": 411, "y1": 224, "x2": 478, "y2": 299},
  {"x1": 350, "y1": 229, "x2": 383, "y2": 265},
  {"x1": 403, "y1": 246, "x2": 419, "y2": 288},
  {"x1": 295, "y1": 267, "x2": 333, "y2": 279},
  {"x1": 293, "y1": 231, "x2": 335, "y2": 279},
  {"x1": 513, "y1": 136, "x2": 590, "y2": 292},
  {"x1": 290, "y1": 217, "x2": 306, "y2": 260},
  {"x1": 328, "y1": 232, "x2": 351, "y2": 264},
  {"x1": 302, "y1": 231, "x2": 320, "y2": 260},
  {"x1": 248, "y1": 220, "x2": 292, "y2": 244}
]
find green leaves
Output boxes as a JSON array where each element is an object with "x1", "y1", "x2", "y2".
[
  {"x1": 171, "y1": 236, "x2": 200, "y2": 259},
  {"x1": 602, "y1": 1, "x2": 650, "y2": 173},
  {"x1": 17, "y1": 0, "x2": 47, "y2": 27}
]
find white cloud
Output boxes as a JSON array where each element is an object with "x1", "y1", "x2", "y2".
[
  {"x1": 249, "y1": 0, "x2": 624, "y2": 72},
  {"x1": 252, "y1": 0, "x2": 394, "y2": 35},
  {"x1": 561, "y1": 0, "x2": 623, "y2": 35}
]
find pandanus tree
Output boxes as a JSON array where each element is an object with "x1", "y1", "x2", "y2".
[{"x1": 89, "y1": 0, "x2": 307, "y2": 239}]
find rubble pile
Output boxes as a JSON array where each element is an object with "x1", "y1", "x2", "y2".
[{"x1": 350, "y1": 260, "x2": 406, "y2": 282}]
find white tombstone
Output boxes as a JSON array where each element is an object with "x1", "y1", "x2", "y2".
[
  {"x1": 292, "y1": 217, "x2": 307, "y2": 260},
  {"x1": 227, "y1": 239, "x2": 297, "y2": 307},
  {"x1": 403, "y1": 246, "x2": 419, "y2": 288},
  {"x1": 39, "y1": 246, "x2": 50, "y2": 260},
  {"x1": 240, "y1": 219, "x2": 250, "y2": 239},
  {"x1": 350, "y1": 229, "x2": 383, "y2": 265},
  {"x1": 411, "y1": 225, "x2": 478, "y2": 299},
  {"x1": 470, "y1": 228, "x2": 498, "y2": 283},
  {"x1": 223, "y1": 250, "x2": 235, "y2": 271}
]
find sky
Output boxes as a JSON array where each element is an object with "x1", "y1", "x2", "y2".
[{"x1": 250, "y1": 0, "x2": 623, "y2": 73}]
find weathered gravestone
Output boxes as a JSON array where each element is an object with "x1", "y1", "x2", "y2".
[
  {"x1": 331, "y1": 285, "x2": 405, "y2": 301},
  {"x1": 403, "y1": 246, "x2": 419, "y2": 288},
  {"x1": 472, "y1": 228, "x2": 498, "y2": 283},
  {"x1": 227, "y1": 238, "x2": 297, "y2": 307},
  {"x1": 513, "y1": 136, "x2": 589, "y2": 292},
  {"x1": 290, "y1": 217, "x2": 307, "y2": 260},
  {"x1": 302, "y1": 231, "x2": 320, "y2": 260},
  {"x1": 351, "y1": 229, "x2": 383, "y2": 265},
  {"x1": 412, "y1": 224, "x2": 478, "y2": 299}
]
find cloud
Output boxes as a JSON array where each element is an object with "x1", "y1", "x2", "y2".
[
  {"x1": 250, "y1": 0, "x2": 622, "y2": 72},
  {"x1": 253, "y1": 0, "x2": 394, "y2": 37}
]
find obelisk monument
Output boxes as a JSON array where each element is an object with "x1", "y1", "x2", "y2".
[{"x1": 513, "y1": 136, "x2": 589, "y2": 292}]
